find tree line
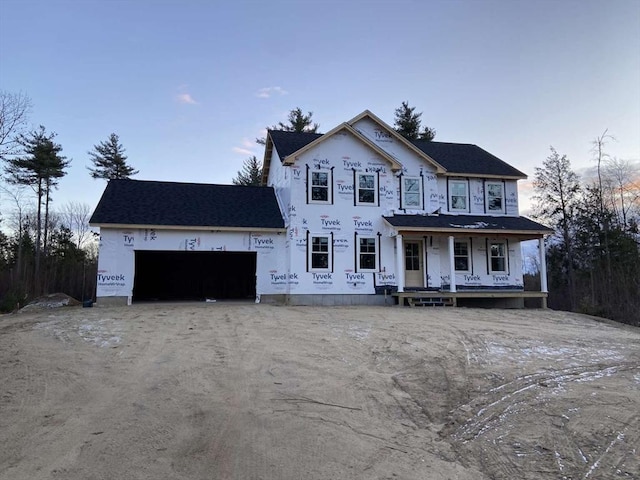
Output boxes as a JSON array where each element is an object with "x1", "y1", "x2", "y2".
[
  {"x1": 532, "y1": 136, "x2": 640, "y2": 326},
  {"x1": 0, "y1": 91, "x2": 137, "y2": 311}
]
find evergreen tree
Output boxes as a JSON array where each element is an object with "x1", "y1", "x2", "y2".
[
  {"x1": 256, "y1": 108, "x2": 320, "y2": 145},
  {"x1": 394, "y1": 101, "x2": 422, "y2": 140},
  {"x1": 4, "y1": 126, "x2": 70, "y2": 288},
  {"x1": 532, "y1": 147, "x2": 581, "y2": 309},
  {"x1": 88, "y1": 133, "x2": 138, "y2": 179},
  {"x1": 232, "y1": 156, "x2": 262, "y2": 186}
]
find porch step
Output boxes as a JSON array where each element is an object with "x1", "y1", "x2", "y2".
[{"x1": 407, "y1": 296, "x2": 455, "y2": 307}]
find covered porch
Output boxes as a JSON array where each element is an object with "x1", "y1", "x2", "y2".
[{"x1": 382, "y1": 214, "x2": 553, "y2": 308}]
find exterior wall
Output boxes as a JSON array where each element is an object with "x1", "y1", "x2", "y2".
[
  {"x1": 438, "y1": 236, "x2": 524, "y2": 290},
  {"x1": 96, "y1": 227, "x2": 287, "y2": 301}
]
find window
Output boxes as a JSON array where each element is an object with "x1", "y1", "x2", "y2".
[
  {"x1": 454, "y1": 240, "x2": 470, "y2": 271},
  {"x1": 358, "y1": 237, "x2": 377, "y2": 271},
  {"x1": 356, "y1": 173, "x2": 377, "y2": 205},
  {"x1": 489, "y1": 242, "x2": 507, "y2": 272},
  {"x1": 486, "y1": 182, "x2": 504, "y2": 212},
  {"x1": 450, "y1": 180, "x2": 468, "y2": 211},
  {"x1": 309, "y1": 170, "x2": 331, "y2": 203},
  {"x1": 402, "y1": 177, "x2": 422, "y2": 208},
  {"x1": 310, "y1": 235, "x2": 331, "y2": 271},
  {"x1": 405, "y1": 242, "x2": 420, "y2": 271}
]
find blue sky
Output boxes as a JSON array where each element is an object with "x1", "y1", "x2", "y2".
[{"x1": 1, "y1": 0, "x2": 638, "y2": 216}]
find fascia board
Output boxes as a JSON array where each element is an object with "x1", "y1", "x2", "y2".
[
  {"x1": 89, "y1": 223, "x2": 286, "y2": 233},
  {"x1": 283, "y1": 123, "x2": 404, "y2": 171},
  {"x1": 348, "y1": 109, "x2": 447, "y2": 174}
]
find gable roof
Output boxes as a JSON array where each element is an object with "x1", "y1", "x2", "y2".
[
  {"x1": 270, "y1": 122, "x2": 404, "y2": 171},
  {"x1": 383, "y1": 213, "x2": 551, "y2": 237},
  {"x1": 89, "y1": 179, "x2": 285, "y2": 230},
  {"x1": 410, "y1": 141, "x2": 527, "y2": 179},
  {"x1": 264, "y1": 109, "x2": 526, "y2": 180}
]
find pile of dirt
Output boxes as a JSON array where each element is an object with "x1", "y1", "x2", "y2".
[{"x1": 19, "y1": 293, "x2": 81, "y2": 312}]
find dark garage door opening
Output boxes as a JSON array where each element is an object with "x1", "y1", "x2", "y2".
[{"x1": 133, "y1": 251, "x2": 257, "y2": 302}]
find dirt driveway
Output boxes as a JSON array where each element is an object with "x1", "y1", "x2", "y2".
[{"x1": 1, "y1": 304, "x2": 639, "y2": 480}]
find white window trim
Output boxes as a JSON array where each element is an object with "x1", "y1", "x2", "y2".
[
  {"x1": 355, "y1": 172, "x2": 378, "y2": 206},
  {"x1": 401, "y1": 176, "x2": 423, "y2": 209},
  {"x1": 485, "y1": 181, "x2": 505, "y2": 214},
  {"x1": 454, "y1": 239, "x2": 471, "y2": 272},
  {"x1": 489, "y1": 241, "x2": 508, "y2": 273},
  {"x1": 308, "y1": 234, "x2": 332, "y2": 272},
  {"x1": 449, "y1": 179, "x2": 468, "y2": 212},
  {"x1": 308, "y1": 169, "x2": 332, "y2": 204},
  {"x1": 357, "y1": 236, "x2": 378, "y2": 272}
]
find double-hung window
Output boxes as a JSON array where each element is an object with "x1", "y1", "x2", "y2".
[
  {"x1": 450, "y1": 180, "x2": 468, "y2": 211},
  {"x1": 402, "y1": 177, "x2": 422, "y2": 209},
  {"x1": 489, "y1": 242, "x2": 507, "y2": 272},
  {"x1": 309, "y1": 235, "x2": 331, "y2": 271},
  {"x1": 486, "y1": 182, "x2": 504, "y2": 213},
  {"x1": 454, "y1": 240, "x2": 470, "y2": 271},
  {"x1": 356, "y1": 172, "x2": 377, "y2": 205},
  {"x1": 309, "y1": 171, "x2": 331, "y2": 203},
  {"x1": 358, "y1": 237, "x2": 377, "y2": 271}
]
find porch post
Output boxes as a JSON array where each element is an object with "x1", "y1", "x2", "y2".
[
  {"x1": 448, "y1": 235, "x2": 456, "y2": 293},
  {"x1": 395, "y1": 233, "x2": 404, "y2": 293},
  {"x1": 539, "y1": 237, "x2": 548, "y2": 293}
]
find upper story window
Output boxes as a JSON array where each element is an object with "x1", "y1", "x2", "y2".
[
  {"x1": 489, "y1": 242, "x2": 507, "y2": 273},
  {"x1": 486, "y1": 182, "x2": 504, "y2": 213},
  {"x1": 449, "y1": 180, "x2": 468, "y2": 211},
  {"x1": 308, "y1": 170, "x2": 332, "y2": 204},
  {"x1": 358, "y1": 237, "x2": 377, "y2": 271},
  {"x1": 454, "y1": 240, "x2": 470, "y2": 271},
  {"x1": 402, "y1": 177, "x2": 422, "y2": 209},
  {"x1": 309, "y1": 235, "x2": 332, "y2": 271},
  {"x1": 356, "y1": 172, "x2": 377, "y2": 206}
]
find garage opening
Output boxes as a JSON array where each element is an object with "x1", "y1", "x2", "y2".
[{"x1": 133, "y1": 251, "x2": 257, "y2": 302}]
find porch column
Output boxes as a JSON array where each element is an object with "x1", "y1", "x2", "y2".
[
  {"x1": 448, "y1": 235, "x2": 456, "y2": 293},
  {"x1": 395, "y1": 234, "x2": 404, "y2": 293},
  {"x1": 539, "y1": 237, "x2": 548, "y2": 293}
]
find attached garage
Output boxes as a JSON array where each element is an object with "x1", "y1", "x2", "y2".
[
  {"x1": 90, "y1": 180, "x2": 286, "y2": 306},
  {"x1": 133, "y1": 251, "x2": 257, "y2": 301}
]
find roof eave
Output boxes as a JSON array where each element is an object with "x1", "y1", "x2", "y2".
[
  {"x1": 347, "y1": 109, "x2": 447, "y2": 174},
  {"x1": 283, "y1": 123, "x2": 404, "y2": 171},
  {"x1": 444, "y1": 172, "x2": 528, "y2": 180},
  {"x1": 89, "y1": 223, "x2": 286, "y2": 233}
]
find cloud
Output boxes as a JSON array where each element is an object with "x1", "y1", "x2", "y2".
[
  {"x1": 233, "y1": 147, "x2": 254, "y2": 156},
  {"x1": 256, "y1": 86, "x2": 287, "y2": 99},
  {"x1": 176, "y1": 93, "x2": 198, "y2": 105}
]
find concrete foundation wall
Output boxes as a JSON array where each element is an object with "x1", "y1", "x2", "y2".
[
  {"x1": 96, "y1": 296, "x2": 130, "y2": 307},
  {"x1": 285, "y1": 294, "x2": 392, "y2": 306}
]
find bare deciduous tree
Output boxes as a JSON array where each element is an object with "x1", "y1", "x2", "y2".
[
  {"x1": 59, "y1": 201, "x2": 93, "y2": 249},
  {"x1": 0, "y1": 91, "x2": 32, "y2": 161}
]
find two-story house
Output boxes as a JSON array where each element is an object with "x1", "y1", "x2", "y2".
[{"x1": 90, "y1": 110, "x2": 551, "y2": 307}]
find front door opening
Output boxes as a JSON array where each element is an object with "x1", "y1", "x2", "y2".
[{"x1": 404, "y1": 240, "x2": 424, "y2": 288}]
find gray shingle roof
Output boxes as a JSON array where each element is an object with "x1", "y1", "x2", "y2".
[
  {"x1": 410, "y1": 141, "x2": 526, "y2": 178},
  {"x1": 268, "y1": 130, "x2": 526, "y2": 178},
  {"x1": 383, "y1": 214, "x2": 551, "y2": 233},
  {"x1": 90, "y1": 179, "x2": 285, "y2": 229}
]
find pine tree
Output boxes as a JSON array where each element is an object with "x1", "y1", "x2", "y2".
[
  {"x1": 232, "y1": 156, "x2": 262, "y2": 186},
  {"x1": 393, "y1": 101, "x2": 436, "y2": 141},
  {"x1": 88, "y1": 133, "x2": 138, "y2": 179},
  {"x1": 4, "y1": 125, "x2": 70, "y2": 288},
  {"x1": 256, "y1": 108, "x2": 320, "y2": 145}
]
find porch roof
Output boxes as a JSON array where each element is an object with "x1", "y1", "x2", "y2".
[{"x1": 383, "y1": 214, "x2": 552, "y2": 237}]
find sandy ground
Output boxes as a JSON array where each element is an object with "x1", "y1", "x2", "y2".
[{"x1": 1, "y1": 304, "x2": 639, "y2": 480}]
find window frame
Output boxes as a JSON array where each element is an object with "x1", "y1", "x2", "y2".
[
  {"x1": 449, "y1": 179, "x2": 468, "y2": 212},
  {"x1": 308, "y1": 169, "x2": 332, "y2": 204},
  {"x1": 454, "y1": 239, "x2": 471, "y2": 272},
  {"x1": 355, "y1": 172, "x2": 378, "y2": 206},
  {"x1": 489, "y1": 242, "x2": 507, "y2": 273},
  {"x1": 485, "y1": 181, "x2": 505, "y2": 213},
  {"x1": 308, "y1": 235, "x2": 332, "y2": 272},
  {"x1": 401, "y1": 176, "x2": 423, "y2": 209},
  {"x1": 357, "y1": 236, "x2": 377, "y2": 272}
]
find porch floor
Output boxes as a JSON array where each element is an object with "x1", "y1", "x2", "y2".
[{"x1": 392, "y1": 290, "x2": 548, "y2": 308}]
